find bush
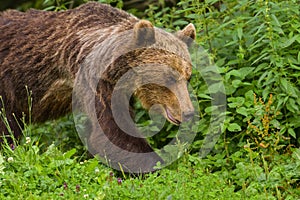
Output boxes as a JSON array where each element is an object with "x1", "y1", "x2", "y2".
[{"x1": 144, "y1": 0, "x2": 300, "y2": 153}]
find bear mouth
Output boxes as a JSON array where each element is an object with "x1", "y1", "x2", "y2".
[{"x1": 165, "y1": 107, "x2": 181, "y2": 125}]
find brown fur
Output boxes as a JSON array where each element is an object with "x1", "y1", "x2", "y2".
[{"x1": 0, "y1": 2, "x2": 196, "y2": 172}]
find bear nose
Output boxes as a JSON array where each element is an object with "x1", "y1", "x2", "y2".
[{"x1": 182, "y1": 111, "x2": 194, "y2": 122}]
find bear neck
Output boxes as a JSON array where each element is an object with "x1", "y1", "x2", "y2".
[{"x1": 94, "y1": 79, "x2": 154, "y2": 153}]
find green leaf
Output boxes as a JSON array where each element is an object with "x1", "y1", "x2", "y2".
[
  {"x1": 0, "y1": 153, "x2": 5, "y2": 175},
  {"x1": 236, "y1": 107, "x2": 248, "y2": 116},
  {"x1": 204, "y1": 106, "x2": 220, "y2": 114},
  {"x1": 280, "y1": 78, "x2": 288, "y2": 90},
  {"x1": 295, "y1": 34, "x2": 300, "y2": 43},
  {"x1": 63, "y1": 148, "x2": 76, "y2": 159},
  {"x1": 292, "y1": 148, "x2": 300, "y2": 161},
  {"x1": 290, "y1": 64, "x2": 300, "y2": 70},
  {"x1": 215, "y1": 58, "x2": 226, "y2": 67},
  {"x1": 271, "y1": 14, "x2": 281, "y2": 27},
  {"x1": 280, "y1": 36, "x2": 298, "y2": 49},
  {"x1": 245, "y1": 90, "x2": 254, "y2": 101},
  {"x1": 228, "y1": 97, "x2": 245, "y2": 108},
  {"x1": 270, "y1": 119, "x2": 280, "y2": 129},
  {"x1": 279, "y1": 78, "x2": 298, "y2": 98},
  {"x1": 238, "y1": 67, "x2": 254, "y2": 79},
  {"x1": 228, "y1": 123, "x2": 241, "y2": 132},
  {"x1": 86, "y1": 159, "x2": 99, "y2": 172},
  {"x1": 149, "y1": 125, "x2": 160, "y2": 132},
  {"x1": 227, "y1": 59, "x2": 240, "y2": 66},
  {"x1": 232, "y1": 80, "x2": 241, "y2": 88},
  {"x1": 186, "y1": 14, "x2": 198, "y2": 19},
  {"x1": 288, "y1": 128, "x2": 296, "y2": 139},
  {"x1": 225, "y1": 69, "x2": 241, "y2": 80},
  {"x1": 208, "y1": 82, "x2": 224, "y2": 93},
  {"x1": 173, "y1": 20, "x2": 189, "y2": 26},
  {"x1": 135, "y1": 110, "x2": 146, "y2": 122},
  {"x1": 237, "y1": 27, "x2": 243, "y2": 40},
  {"x1": 198, "y1": 93, "x2": 212, "y2": 99},
  {"x1": 286, "y1": 98, "x2": 299, "y2": 113}
]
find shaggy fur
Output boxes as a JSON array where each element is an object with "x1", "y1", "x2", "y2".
[{"x1": 0, "y1": 2, "x2": 196, "y2": 172}]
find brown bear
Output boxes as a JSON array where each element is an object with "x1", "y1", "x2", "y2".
[{"x1": 0, "y1": 2, "x2": 196, "y2": 172}]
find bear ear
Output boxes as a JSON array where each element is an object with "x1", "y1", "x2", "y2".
[
  {"x1": 133, "y1": 20, "x2": 156, "y2": 47},
  {"x1": 176, "y1": 23, "x2": 196, "y2": 46}
]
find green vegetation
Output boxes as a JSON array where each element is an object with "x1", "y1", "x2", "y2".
[{"x1": 1, "y1": 0, "x2": 300, "y2": 199}]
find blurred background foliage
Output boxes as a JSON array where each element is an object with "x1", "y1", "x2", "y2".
[{"x1": 0, "y1": 0, "x2": 178, "y2": 14}]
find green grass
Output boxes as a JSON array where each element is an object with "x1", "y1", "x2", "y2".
[{"x1": 0, "y1": 120, "x2": 299, "y2": 199}]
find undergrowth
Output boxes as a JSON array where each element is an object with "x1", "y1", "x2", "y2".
[{"x1": 0, "y1": 0, "x2": 300, "y2": 199}]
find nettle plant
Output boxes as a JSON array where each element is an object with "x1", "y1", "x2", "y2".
[
  {"x1": 145, "y1": 0, "x2": 300, "y2": 153},
  {"x1": 210, "y1": 0, "x2": 300, "y2": 151}
]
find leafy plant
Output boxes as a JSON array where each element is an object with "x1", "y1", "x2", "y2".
[
  {"x1": 145, "y1": 0, "x2": 300, "y2": 152},
  {"x1": 1, "y1": 0, "x2": 300, "y2": 198}
]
